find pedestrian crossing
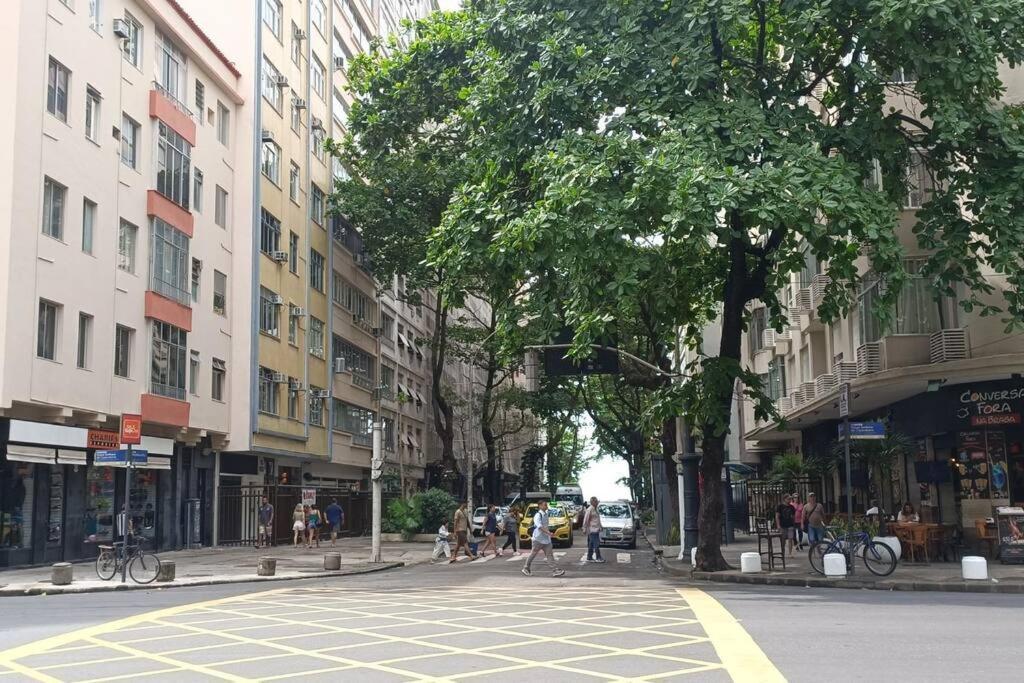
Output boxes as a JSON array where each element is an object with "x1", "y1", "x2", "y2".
[{"x1": 442, "y1": 550, "x2": 635, "y2": 566}]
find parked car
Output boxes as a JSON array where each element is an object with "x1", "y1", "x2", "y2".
[
  {"x1": 518, "y1": 503, "x2": 574, "y2": 548},
  {"x1": 598, "y1": 500, "x2": 637, "y2": 549},
  {"x1": 471, "y1": 506, "x2": 508, "y2": 536}
]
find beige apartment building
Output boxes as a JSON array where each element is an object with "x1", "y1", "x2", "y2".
[{"x1": 0, "y1": 0, "x2": 248, "y2": 566}]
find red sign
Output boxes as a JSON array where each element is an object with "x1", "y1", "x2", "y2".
[
  {"x1": 87, "y1": 429, "x2": 120, "y2": 450},
  {"x1": 120, "y1": 414, "x2": 143, "y2": 445},
  {"x1": 971, "y1": 413, "x2": 1022, "y2": 427}
]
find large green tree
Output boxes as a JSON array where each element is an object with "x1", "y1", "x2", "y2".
[{"x1": 425, "y1": 0, "x2": 1024, "y2": 570}]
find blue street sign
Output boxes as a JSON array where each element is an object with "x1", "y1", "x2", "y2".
[
  {"x1": 838, "y1": 421, "x2": 885, "y2": 440},
  {"x1": 94, "y1": 449, "x2": 149, "y2": 465}
]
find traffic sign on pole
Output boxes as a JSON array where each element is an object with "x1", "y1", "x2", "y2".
[
  {"x1": 120, "y1": 414, "x2": 143, "y2": 445},
  {"x1": 839, "y1": 383, "x2": 850, "y2": 418}
]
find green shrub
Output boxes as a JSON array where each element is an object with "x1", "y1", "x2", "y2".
[
  {"x1": 383, "y1": 498, "x2": 420, "y2": 539},
  {"x1": 416, "y1": 488, "x2": 458, "y2": 534}
]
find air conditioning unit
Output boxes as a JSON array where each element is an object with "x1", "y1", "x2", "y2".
[
  {"x1": 791, "y1": 287, "x2": 813, "y2": 313},
  {"x1": 761, "y1": 329, "x2": 776, "y2": 349},
  {"x1": 333, "y1": 56, "x2": 345, "y2": 71},
  {"x1": 811, "y1": 273, "x2": 831, "y2": 305},
  {"x1": 292, "y1": 97, "x2": 307, "y2": 110},
  {"x1": 310, "y1": 389, "x2": 330, "y2": 399},
  {"x1": 930, "y1": 328, "x2": 969, "y2": 364},
  {"x1": 289, "y1": 306, "x2": 305, "y2": 317},
  {"x1": 311, "y1": 347, "x2": 324, "y2": 357},
  {"x1": 799, "y1": 381, "x2": 817, "y2": 403},
  {"x1": 856, "y1": 342, "x2": 882, "y2": 375},
  {"x1": 271, "y1": 371, "x2": 288, "y2": 383},
  {"x1": 269, "y1": 294, "x2": 285, "y2": 305},
  {"x1": 814, "y1": 372, "x2": 837, "y2": 396},
  {"x1": 777, "y1": 397, "x2": 793, "y2": 415},
  {"x1": 293, "y1": 28, "x2": 307, "y2": 41},
  {"x1": 276, "y1": 75, "x2": 289, "y2": 88},
  {"x1": 311, "y1": 116, "x2": 325, "y2": 131},
  {"x1": 288, "y1": 378, "x2": 305, "y2": 391},
  {"x1": 112, "y1": 18, "x2": 131, "y2": 39},
  {"x1": 353, "y1": 253, "x2": 365, "y2": 265},
  {"x1": 333, "y1": 357, "x2": 348, "y2": 374},
  {"x1": 792, "y1": 388, "x2": 806, "y2": 407},
  {"x1": 261, "y1": 129, "x2": 276, "y2": 143},
  {"x1": 834, "y1": 361, "x2": 858, "y2": 383},
  {"x1": 270, "y1": 250, "x2": 289, "y2": 262}
]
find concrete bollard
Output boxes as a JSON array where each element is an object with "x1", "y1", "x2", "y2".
[
  {"x1": 156, "y1": 560, "x2": 176, "y2": 582},
  {"x1": 257, "y1": 557, "x2": 277, "y2": 576},
  {"x1": 51, "y1": 562, "x2": 73, "y2": 586},
  {"x1": 824, "y1": 553, "x2": 847, "y2": 577},
  {"x1": 324, "y1": 553, "x2": 341, "y2": 571},
  {"x1": 740, "y1": 552, "x2": 762, "y2": 574},
  {"x1": 962, "y1": 555, "x2": 988, "y2": 580},
  {"x1": 691, "y1": 547, "x2": 697, "y2": 568}
]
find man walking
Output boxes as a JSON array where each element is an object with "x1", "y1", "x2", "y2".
[
  {"x1": 582, "y1": 497, "x2": 605, "y2": 563},
  {"x1": 325, "y1": 498, "x2": 344, "y2": 546},
  {"x1": 522, "y1": 500, "x2": 565, "y2": 577},
  {"x1": 804, "y1": 492, "x2": 827, "y2": 545},
  {"x1": 775, "y1": 493, "x2": 797, "y2": 557},
  {"x1": 450, "y1": 501, "x2": 477, "y2": 562},
  {"x1": 257, "y1": 496, "x2": 274, "y2": 549}
]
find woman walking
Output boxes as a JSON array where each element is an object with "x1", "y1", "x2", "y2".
[
  {"x1": 307, "y1": 504, "x2": 322, "y2": 548},
  {"x1": 291, "y1": 504, "x2": 306, "y2": 547},
  {"x1": 480, "y1": 504, "x2": 499, "y2": 557},
  {"x1": 501, "y1": 506, "x2": 520, "y2": 555}
]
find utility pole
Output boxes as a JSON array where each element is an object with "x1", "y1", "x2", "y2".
[
  {"x1": 370, "y1": 301, "x2": 385, "y2": 564},
  {"x1": 839, "y1": 382, "x2": 854, "y2": 574}
]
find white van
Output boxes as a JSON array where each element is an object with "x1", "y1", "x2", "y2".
[{"x1": 554, "y1": 485, "x2": 584, "y2": 509}]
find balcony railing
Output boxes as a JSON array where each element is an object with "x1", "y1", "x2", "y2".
[{"x1": 152, "y1": 80, "x2": 194, "y2": 120}]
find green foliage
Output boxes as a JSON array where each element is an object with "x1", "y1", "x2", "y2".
[
  {"x1": 417, "y1": 488, "x2": 458, "y2": 534},
  {"x1": 767, "y1": 453, "x2": 807, "y2": 489},
  {"x1": 383, "y1": 498, "x2": 421, "y2": 539}
]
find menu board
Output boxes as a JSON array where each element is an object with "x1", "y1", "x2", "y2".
[
  {"x1": 84, "y1": 466, "x2": 114, "y2": 544},
  {"x1": 957, "y1": 431, "x2": 991, "y2": 499},
  {"x1": 995, "y1": 506, "x2": 1024, "y2": 564},
  {"x1": 988, "y1": 432, "x2": 1010, "y2": 499}
]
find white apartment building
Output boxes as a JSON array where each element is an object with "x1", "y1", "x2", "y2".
[{"x1": 0, "y1": 0, "x2": 247, "y2": 566}]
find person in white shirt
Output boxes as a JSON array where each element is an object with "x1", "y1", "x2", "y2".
[
  {"x1": 522, "y1": 500, "x2": 566, "y2": 577},
  {"x1": 897, "y1": 503, "x2": 920, "y2": 523},
  {"x1": 583, "y1": 497, "x2": 605, "y2": 563},
  {"x1": 432, "y1": 523, "x2": 451, "y2": 562}
]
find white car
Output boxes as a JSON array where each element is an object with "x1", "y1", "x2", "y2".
[{"x1": 471, "y1": 506, "x2": 508, "y2": 536}]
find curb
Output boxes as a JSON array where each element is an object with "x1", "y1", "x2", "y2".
[{"x1": 0, "y1": 562, "x2": 405, "y2": 598}]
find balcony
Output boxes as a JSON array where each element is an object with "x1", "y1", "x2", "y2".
[
  {"x1": 141, "y1": 393, "x2": 190, "y2": 428},
  {"x1": 857, "y1": 335, "x2": 932, "y2": 376},
  {"x1": 149, "y1": 83, "x2": 196, "y2": 146}
]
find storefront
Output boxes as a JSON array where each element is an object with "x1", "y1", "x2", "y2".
[{"x1": 0, "y1": 420, "x2": 180, "y2": 568}]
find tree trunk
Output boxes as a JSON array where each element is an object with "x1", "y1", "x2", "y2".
[
  {"x1": 482, "y1": 424, "x2": 498, "y2": 502},
  {"x1": 430, "y1": 301, "x2": 457, "y2": 491}
]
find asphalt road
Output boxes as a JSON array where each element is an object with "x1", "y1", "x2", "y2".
[{"x1": 1, "y1": 535, "x2": 1022, "y2": 682}]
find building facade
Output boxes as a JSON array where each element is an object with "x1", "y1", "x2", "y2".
[{"x1": 0, "y1": 0, "x2": 246, "y2": 566}]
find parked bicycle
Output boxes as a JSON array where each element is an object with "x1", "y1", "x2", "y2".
[
  {"x1": 95, "y1": 538, "x2": 162, "y2": 584},
  {"x1": 808, "y1": 526, "x2": 897, "y2": 577}
]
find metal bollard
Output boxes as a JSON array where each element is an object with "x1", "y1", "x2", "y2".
[
  {"x1": 51, "y1": 562, "x2": 73, "y2": 586},
  {"x1": 258, "y1": 557, "x2": 277, "y2": 576},
  {"x1": 324, "y1": 553, "x2": 341, "y2": 570},
  {"x1": 156, "y1": 560, "x2": 176, "y2": 582}
]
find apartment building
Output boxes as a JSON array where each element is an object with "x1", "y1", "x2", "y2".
[
  {"x1": 0, "y1": 0, "x2": 246, "y2": 566},
  {"x1": 739, "y1": 67, "x2": 1024, "y2": 537}
]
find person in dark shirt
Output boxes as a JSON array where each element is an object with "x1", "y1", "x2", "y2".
[
  {"x1": 325, "y1": 499, "x2": 344, "y2": 546},
  {"x1": 775, "y1": 494, "x2": 797, "y2": 557}
]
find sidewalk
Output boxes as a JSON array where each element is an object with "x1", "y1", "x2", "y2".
[
  {"x1": 649, "y1": 533, "x2": 1024, "y2": 594},
  {"x1": 0, "y1": 537, "x2": 434, "y2": 597}
]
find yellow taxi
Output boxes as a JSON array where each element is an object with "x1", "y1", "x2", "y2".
[{"x1": 519, "y1": 503, "x2": 574, "y2": 548}]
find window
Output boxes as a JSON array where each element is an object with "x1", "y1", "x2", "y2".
[
  {"x1": 215, "y1": 186, "x2": 228, "y2": 228},
  {"x1": 858, "y1": 260, "x2": 954, "y2": 343},
  {"x1": 260, "y1": 208, "x2": 281, "y2": 254},
  {"x1": 262, "y1": 56, "x2": 283, "y2": 111},
  {"x1": 291, "y1": 22, "x2": 302, "y2": 66},
  {"x1": 287, "y1": 380, "x2": 298, "y2": 418},
  {"x1": 261, "y1": 141, "x2": 281, "y2": 183},
  {"x1": 887, "y1": 66, "x2": 916, "y2": 84},
  {"x1": 190, "y1": 257, "x2": 201, "y2": 302},
  {"x1": 332, "y1": 400, "x2": 374, "y2": 446},
  {"x1": 157, "y1": 122, "x2": 191, "y2": 208},
  {"x1": 310, "y1": 184, "x2": 325, "y2": 224},
  {"x1": 150, "y1": 218, "x2": 190, "y2": 304},
  {"x1": 332, "y1": 335, "x2": 375, "y2": 389},
  {"x1": 38, "y1": 300, "x2": 60, "y2": 360},
  {"x1": 156, "y1": 32, "x2": 187, "y2": 105},
  {"x1": 260, "y1": 287, "x2": 280, "y2": 336},
  {"x1": 114, "y1": 325, "x2": 133, "y2": 377},
  {"x1": 288, "y1": 232, "x2": 299, "y2": 273},
  {"x1": 212, "y1": 358, "x2": 225, "y2": 400},
  {"x1": 333, "y1": 31, "x2": 350, "y2": 73},
  {"x1": 121, "y1": 13, "x2": 143, "y2": 68},
  {"x1": 189, "y1": 350, "x2": 199, "y2": 395},
  {"x1": 85, "y1": 87, "x2": 101, "y2": 141},
  {"x1": 289, "y1": 163, "x2": 300, "y2": 202},
  {"x1": 312, "y1": 127, "x2": 325, "y2": 162},
  {"x1": 213, "y1": 270, "x2": 227, "y2": 315},
  {"x1": 258, "y1": 367, "x2": 279, "y2": 414},
  {"x1": 193, "y1": 169, "x2": 203, "y2": 212},
  {"x1": 216, "y1": 101, "x2": 230, "y2": 146},
  {"x1": 81, "y1": 198, "x2": 96, "y2": 254},
  {"x1": 383, "y1": 417, "x2": 395, "y2": 452},
  {"x1": 151, "y1": 321, "x2": 187, "y2": 399},
  {"x1": 381, "y1": 313, "x2": 395, "y2": 341},
  {"x1": 120, "y1": 114, "x2": 139, "y2": 168},
  {"x1": 264, "y1": 0, "x2": 282, "y2": 39},
  {"x1": 291, "y1": 100, "x2": 302, "y2": 131},
  {"x1": 767, "y1": 359, "x2": 785, "y2": 401},
  {"x1": 194, "y1": 80, "x2": 205, "y2": 115},
  {"x1": 117, "y1": 219, "x2": 137, "y2": 273},
  {"x1": 311, "y1": 0, "x2": 326, "y2": 35},
  {"x1": 333, "y1": 274, "x2": 374, "y2": 322},
  {"x1": 288, "y1": 312, "x2": 298, "y2": 345},
  {"x1": 332, "y1": 89, "x2": 348, "y2": 127},
  {"x1": 381, "y1": 364, "x2": 395, "y2": 394},
  {"x1": 47, "y1": 57, "x2": 70, "y2": 121},
  {"x1": 749, "y1": 307, "x2": 767, "y2": 352},
  {"x1": 905, "y1": 150, "x2": 937, "y2": 210},
  {"x1": 333, "y1": 157, "x2": 350, "y2": 183},
  {"x1": 89, "y1": 0, "x2": 102, "y2": 31},
  {"x1": 309, "y1": 388, "x2": 324, "y2": 426},
  {"x1": 311, "y1": 55, "x2": 326, "y2": 99},
  {"x1": 42, "y1": 177, "x2": 66, "y2": 240},
  {"x1": 310, "y1": 249, "x2": 325, "y2": 291},
  {"x1": 309, "y1": 317, "x2": 325, "y2": 357}
]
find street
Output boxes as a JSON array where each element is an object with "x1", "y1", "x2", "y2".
[{"x1": 1, "y1": 534, "x2": 1022, "y2": 682}]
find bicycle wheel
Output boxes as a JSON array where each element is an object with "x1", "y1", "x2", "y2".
[
  {"x1": 95, "y1": 550, "x2": 117, "y2": 580},
  {"x1": 862, "y1": 540, "x2": 897, "y2": 577},
  {"x1": 808, "y1": 541, "x2": 830, "y2": 575},
  {"x1": 129, "y1": 552, "x2": 161, "y2": 584}
]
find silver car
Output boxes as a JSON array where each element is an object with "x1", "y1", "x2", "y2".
[{"x1": 598, "y1": 501, "x2": 637, "y2": 549}]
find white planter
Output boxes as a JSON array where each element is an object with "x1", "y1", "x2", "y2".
[{"x1": 873, "y1": 536, "x2": 902, "y2": 562}]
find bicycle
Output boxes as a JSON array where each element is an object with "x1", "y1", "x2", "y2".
[
  {"x1": 808, "y1": 526, "x2": 897, "y2": 577},
  {"x1": 95, "y1": 538, "x2": 162, "y2": 584}
]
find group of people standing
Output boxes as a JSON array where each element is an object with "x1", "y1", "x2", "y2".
[{"x1": 775, "y1": 492, "x2": 826, "y2": 557}]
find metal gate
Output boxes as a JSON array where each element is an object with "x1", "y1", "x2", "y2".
[
  {"x1": 217, "y1": 485, "x2": 386, "y2": 547},
  {"x1": 742, "y1": 478, "x2": 820, "y2": 531}
]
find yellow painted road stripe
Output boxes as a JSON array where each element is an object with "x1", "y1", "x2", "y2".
[{"x1": 677, "y1": 588, "x2": 786, "y2": 683}]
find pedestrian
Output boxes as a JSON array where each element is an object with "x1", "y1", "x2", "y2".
[
  {"x1": 522, "y1": 500, "x2": 566, "y2": 577},
  {"x1": 308, "y1": 504, "x2": 322, "y2": 548},
  {"x1": 432, "y1": 522, "x2": 452, "y2": 562},
  {"x1": 292, "y1": 504, "x2": 306, "y2": 547},
  {"x1": 583, "y1": 497, "x2": 605, "y2": 563},
  {"x1": 480, "y1": 504, "x2": 500, "y2": 557},
  {"x1": 325, "y1": 498, "x2": 344, "y2": 546},
  {"x1": 258, "y1": 496, "x2": 274, "y2": 549},
  {"x1": 775, "y1": 494, "x2": 797, "y2": 557},
  {"x1": 450, "y1": 501, "x2": 477, "y2": 562},
  {"x1": 791, "y1": 493, "x2": 806, "y2": 550},
  {"x1": 804, "y1": 492, "x2": 827, "y2": 545},
  {"x1": 501, "y1": 506, "x2": 520, "y2": 555}
]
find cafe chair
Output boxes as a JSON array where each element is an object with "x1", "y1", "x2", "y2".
[
  {"x1": 754, "y1": 518, "x2": 786, "y2": 570},
  {"x1": 974, "y1": 519, "x2": 998, "y2": 559}
]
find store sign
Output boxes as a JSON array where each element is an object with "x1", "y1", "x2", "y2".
[
  {"x1": 120, "y1": 414, "x2": 143, "y2": 445},
  {"x1": 970, "y1": 413, "x2": 1022, "y2": 427},
  {"x1": 957, "y1": 386, "x2": 1024, "y2": 424},
  {"x1": 301, "y1": 488, "x2": 317, "y2": 506},
  {"x1": 87, "y1": 429, "x2": 120, "y2": 450},
  {"x1": 95, "y1": 449, "x2": 149, "y2": 465},
  {"x1": 838, "y1": 421, "x2": 885, "y2": 440}
]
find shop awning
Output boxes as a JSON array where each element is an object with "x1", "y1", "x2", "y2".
[
  {"x1": 414, "y1": 345, "x2": 423, "y2": 358},
  {"x1": 397, "y1": 333, "x2": 409, "y2": 348},
  {"x1": 414, "y1": 390, "x2": 426, "y2": 405},
  {"x1": 57, "y1": 450, "x2": 88, "y2": 465},
  {"x1": 409, "y1": 433, "x2": 421, "y2": 449},
  {"x1": 405, "y1": 434, "x2": 416, "y2": 447},
  {"x1": 6, "y1": 445, "x2": 56, "y2": 464}
]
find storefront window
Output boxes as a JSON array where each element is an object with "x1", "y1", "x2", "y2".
[
  {"x1": 1, "y1": 462, "x2": 34, "y2": 550},
  {"x1": 48, "y1": 468, "x2": 64, "y2": 546},
  {"x1": 84, "y1": 466, "x2": 115, "y2": 544},
  {"x1": 129, "y1": 469, "x2": 159, "y2": 545}
]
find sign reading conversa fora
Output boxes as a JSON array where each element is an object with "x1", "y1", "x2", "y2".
[{"x1": 957, "y1": 386, "x2": 1024, "y2": 427}]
